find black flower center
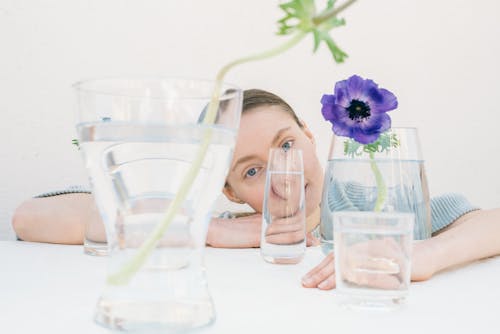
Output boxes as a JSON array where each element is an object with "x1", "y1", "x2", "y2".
[{"x1": 346, "y1": 99, "x2": 370, "y2": 122}]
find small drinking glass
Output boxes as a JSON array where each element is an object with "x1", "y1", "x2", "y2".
[
  {"x1": 261, "y1": 148, "x2": 306, "y2": 264},
  {"x1": 334, "y1": 211, "x2": 414, "y2": 310}
]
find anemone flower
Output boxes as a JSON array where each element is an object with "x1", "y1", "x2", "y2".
[{"x1": 321, "y1": 75, "x2": 398, "y2": 144}]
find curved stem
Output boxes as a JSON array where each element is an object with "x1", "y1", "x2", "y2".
[
  {"x1": 312, "y1": 0, "x2": 359, "y2": 26},
  {"x1": 369, "y1": 151, "x2": 386, "y2": 212},
  {"x1": 215, "y1": 31, "x2": 307, "y2": 84},
  {"x1": 107, "y1": 136, "x2": 212, "y2": 285},
  {"x1": 107, "y1": 31, "x2": 307, "y2": 286}
]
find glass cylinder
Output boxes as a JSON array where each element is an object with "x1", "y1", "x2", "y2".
[
  {"x1": 320, "y1": 128, "x2": 431, "y2": 255},
  {"x1": 261, "y1": 148, "x2": 306, "y2": 264},
  {"x1": 74, "y1": 77, "x2": 242, "y2": 331},
  {"x1": 334, "y1": 211, "x2": 414, "y2": 310}
]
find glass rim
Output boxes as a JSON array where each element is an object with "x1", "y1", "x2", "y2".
[
  {"x1": 329, "y1": 126, "x2": 423, "y2": 161},
  {"x1": 72, "y1": 75, "x2": 242, "y2": 101},
  {"x1": 332, "y1": 127, "x2": 419, "y2": 138},
  {"x1": 333, "y1": 211, "x2": 415, "y2": 231},
  {"x1": 333, "y1": 211, "x2": 415, "y2": 220}
]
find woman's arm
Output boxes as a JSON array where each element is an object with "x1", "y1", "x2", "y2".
[
  {"x1": 302, "y1": 208, "x2": 500, "y2": 290},
  {"x1": 11, "y1": 193, "x2": 102, "y2": 244},
  {"x1": 207, "y1": 214, "x2": 262, "y2": 248},
  {"x1": 11, "y1": 193, "x2": 262, "y2": 247},
  {"x1": 412, "y1": 208, "x2": 500, "y2": 280},
  {"x1": 207, "y1": 207, "x2": 321, "y2": 248},
  {"x1": 12, "y1": 194, "x2": 318, "y2": 248}
]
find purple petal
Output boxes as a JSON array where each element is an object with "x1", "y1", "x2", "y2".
[
  {"x1": 360, "y1": 113, "x2": 391, "y2": 133},
  {"x1": 358, "y1": 79, "x2": 379, "y2": 100},
  {"x1": 331, "y1": 104, "x2": 350, "y2": 121},
  {"x1": 346, "y1": 75, "x2": 365, "y2": 100},
  {"x1": 333, "y1": 80, "x2": 351, "y2": 107},
  {"x1": 321, "y1": 103, "x2": 346, "y2": 122},
  {"x1": 320, "y1": 94, "x2": 336, "y2": 106},
  {"x1": 351, "y1": 128, "x2": 381, "y2": 144},
  {"x1": 332, "y1": 122, "x2": 352, "y2": 138},
  {"x1": 368, "y1": 88, "x2": 398, "y2": 113},
  {"x1": 321, "y1": 104, "x2": 333, "y2": 121}
]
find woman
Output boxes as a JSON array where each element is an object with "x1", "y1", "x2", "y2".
[{"x1": 12, "y1": 89, "x2": 500, "y2": 290}]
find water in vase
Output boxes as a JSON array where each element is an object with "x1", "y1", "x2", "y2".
[
  {"x1": 320, "y1": 158, "x2": 430, "y2": 254},
  {"x1": 77, "y1": 121, "x2": 235, "y2": 331}
]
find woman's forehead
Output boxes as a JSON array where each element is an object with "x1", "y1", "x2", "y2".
[
  {"x1": 240, "y1": 105, "x2": 298, "y2": 128},
  {"x1": 234, "y1": 106, "x2": 301, "y2": 156}
]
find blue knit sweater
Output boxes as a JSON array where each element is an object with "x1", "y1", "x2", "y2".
[{"x1": 326, "y1": 181, "x2": 479, "y2": 234}]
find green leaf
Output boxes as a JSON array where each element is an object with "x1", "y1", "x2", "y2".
[
  {"x1": 344, "y1": 138, "x2": 363, "y2": 157},
  {"x1": 343, "y1": 132, "x2": 400, "y2": 158},
  {"x1": 277, "y1": 0, "x2": 316, "y2": 36},
  {"x1": 277, "y1": 1, "x2": 349, "y2": 63},
  {"x1": 72, "y1": 139, "x2": 80, "y2": 150},
  {"x1": 321, "y1": 32, "x2": 348, "y2": 62}
]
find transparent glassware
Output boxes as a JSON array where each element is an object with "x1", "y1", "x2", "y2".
[
  {"x1": 320, "y1": 128, "x2": 431, "y2": 255},
  {"x1": 261, "y1": 148, "x2": 306, "y2": 264},
  {"x1": 334, "y1": 211, "x2": 414, "y2": 310},
  {"x1": 73, "y1": 77, "x2": 242, "y2": 332}
]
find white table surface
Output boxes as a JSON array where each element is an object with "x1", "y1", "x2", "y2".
[{"x1": 1, "y1": 240, "x2": 499, "y2": 334}]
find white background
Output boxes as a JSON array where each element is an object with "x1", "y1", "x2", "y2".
[{"x1": 1, "y1": 0, "x2": 499, "y2": 240}]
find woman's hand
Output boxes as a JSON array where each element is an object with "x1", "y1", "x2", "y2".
[
  {"x1": 207, "y1": 213, "x2": 319, "y2": 248},
  {"x1": 301, "y1": 252, "x2": 337, "y2": 290},
  {"x1": 301, "y1": 240, "x2": 436, "y2": 290}
]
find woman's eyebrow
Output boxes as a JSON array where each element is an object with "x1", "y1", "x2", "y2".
[
  {"x1": 231, "y1": 126, "x2": 291, "y2": 172},
  {"x1": 270, "y1": 126, "x2": 291, "y2": 146},
  {"x1": 232, "y1": 154, "x2": 259, "y2": 172}
]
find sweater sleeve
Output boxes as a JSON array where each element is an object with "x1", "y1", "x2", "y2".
[
  {"x1": 430, "y1": 193, "x2": 480, "y2": 234},
  {"x1": 327, "y1": 181, "x2": 480, "y2": 235}
]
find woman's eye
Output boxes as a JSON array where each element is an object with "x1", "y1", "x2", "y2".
[
  {"x1": 281, "y1": 140, "x2": 293, "y2": 151},
  {"x1": 245, "y1": 167, "x2": 258, "y2": 178}
]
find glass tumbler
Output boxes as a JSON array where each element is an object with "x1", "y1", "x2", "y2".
[
  {"x1": 334, "y1": 211, "x2": 414, "y2": 310},
  {"x1": 261, "y1": 148, "x2": 306, "y2": 264}
]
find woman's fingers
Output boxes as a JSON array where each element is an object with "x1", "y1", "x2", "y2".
[
  {"x1": 306, "y1": 231, "x2": 320, "y2": 246},
  {"x1": 264, "y1": 212, "x2": 305, "y2": 245},
  {"x1": 340, "y1": 238, "x2": 407, "y2": 290},
  {"x1": 343, "y1": 265, "x2": 401, "y2": 290},
  {"x1": 301, "y1": 252, "x2": 336, "y2": 289},
  {"x1": 265, "y1": 228, "x2": 305, "y2": 245},
  {"x1": 317, "y1": 273, "x2": 336, "y2": 290}
]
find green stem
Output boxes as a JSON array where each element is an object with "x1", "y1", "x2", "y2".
[
  {"x1": 312, "y1": 0, "x2": 358, "y2": 25},
  {"x1": 107, "y1": 31, "x2": 307, "y2": 286},
  {"x1": 369, "y1": 151, "x2": 386, "y2": 212},
  {"x1": 215, "y1": 31, "x2": 307, "y2": 82}
]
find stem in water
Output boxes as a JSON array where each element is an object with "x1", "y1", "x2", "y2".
[{"x1": 369, "y1": 151, "x2": 387, "y2": 212}]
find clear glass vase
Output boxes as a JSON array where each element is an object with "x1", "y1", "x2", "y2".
[
  {"x1": 74, "y1": 77, "x2": 242, "y2": 331},
  {"x1": 319, "y1": 128, "x2": 431, "y2": 255}
]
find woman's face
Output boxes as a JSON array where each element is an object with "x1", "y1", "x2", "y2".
[{"x1": 224, "y1": 105, "x2": 323, "y2": 216}]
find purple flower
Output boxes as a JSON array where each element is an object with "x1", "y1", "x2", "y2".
[{"x1": 321, "y1": 75, "x2": 398, "y2": 144}]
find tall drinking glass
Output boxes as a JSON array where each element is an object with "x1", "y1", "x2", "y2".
[
  {"x1": 74, "y1": 77, "x2": 242, "y2": 331},
  {"x1": 320, "y1": 128, "x2": 430, "y2": 254},
  {"x1": 261, "y1": 148, "x2": 306, "y2": 264}
]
